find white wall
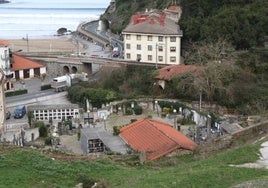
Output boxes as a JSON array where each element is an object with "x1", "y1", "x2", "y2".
[{"x1": 123, "y1": 33, "x2": 181, "y2": 65}]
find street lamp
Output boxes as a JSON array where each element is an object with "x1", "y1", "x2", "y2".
[
  {"x1": 173, "y1": 109, "x2": 177, "y2": 129},
  {"x1": 103, "y1": 115, "x2": 107, "y2": 131},
  {"x1": 131, "y1": 102, "x2": 135, "y2": 115},
  {"x1": 199, "y1": 89, "x2": 202, "y2": 111},
  {"x1": 155, "y1": 100, "x2": 159, "y2": 117},
  {"x1": 87, "y1": 109, "x2": 90, "y2": 127},
  {"x1": 155, "y1": 43, "x2": 158, "y2": 69}
]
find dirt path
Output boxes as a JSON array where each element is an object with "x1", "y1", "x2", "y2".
[{"x1": 230, "y1": 140, "x2": 268, "y2": 169}]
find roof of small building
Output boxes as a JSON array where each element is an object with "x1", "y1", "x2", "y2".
[
  {"x1": 27, "y1": 104, "x2": 80, "y2": 111},
  {"x1": 0, "y1": 40, "x2": 9, "y2": 47},
  {"x1": 120, "y1": 118, "x2": 197, "y2": 161},
  {"x1": 122, "y1": 10, "x2": 182, "y2": 36},
  {"x1": 155, "y1": 64, "x2": 202, "y2": 81},
  {"x1": 166, "y1": 5, "x2": 181, "y2": 13},
  {"x1": 12, "y1": 53, "x2": 45, "y2": 71}
]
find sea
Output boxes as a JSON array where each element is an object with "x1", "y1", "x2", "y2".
[{"x1": 0, "y1": 0, "x2": 110, "y2": 39}]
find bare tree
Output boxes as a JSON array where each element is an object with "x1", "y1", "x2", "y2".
[{"x1": 184, "y1": 38, "x2": 235, "y2": 65}]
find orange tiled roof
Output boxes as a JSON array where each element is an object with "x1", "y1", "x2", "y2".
[
  {"x1": 120, "y1": 118, "x2": 197, "y2": 161},
  {"x1": 0, "y1": 40, "x2": 9, "y2": 46},
  {"x1": 167, "y1": 5, "x2": 180, "y2": 12},
  {"x1": 12, "y1": 54, "x2": 44, "y2": 71},
  {"x1": 123, "y1": 10, "x2": 182, "y2": 35},
  {"x1": 155, "y1": 64, "x2": 202, "y2": 81}
]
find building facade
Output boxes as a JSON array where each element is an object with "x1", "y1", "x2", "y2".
[
  {"x1": 0, "y1": 40, "x2": 15, "y2": 90},
  {"x1": 27, "y1": 104, "x2": 81, "y2": 122},
  {"x1": 122, "y1": 9, "x2": 183, "y2": 67},
  {"x1": 12, "y1": 54, "x2": 46, "y2": 80},
  {"x1": 0, "y1": 69, "x2": 6, "y2": 134}
]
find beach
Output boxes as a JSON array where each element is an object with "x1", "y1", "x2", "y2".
[{"x1": 8, "y1": 37, "x2": 78, "y2": 53}]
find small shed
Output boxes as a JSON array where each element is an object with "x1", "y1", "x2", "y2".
[{"x1": 12, "y1": 53, "x2": 46, "y2": 80}]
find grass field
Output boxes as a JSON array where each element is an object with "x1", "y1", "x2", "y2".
[{"x1": 0, "y1": 143, "x2": 267, "y2": 188}]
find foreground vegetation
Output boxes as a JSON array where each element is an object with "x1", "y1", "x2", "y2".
[
  {"x1": 0, "y1": 141, "x2": 267, "y2": 187},
  {"x1": 100, "y1": 0, "x2": 268, "y2": 115}
]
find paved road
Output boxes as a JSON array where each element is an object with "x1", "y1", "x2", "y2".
[{"x1": 5, "y1": 77, "x2": 71, "y2": 129}]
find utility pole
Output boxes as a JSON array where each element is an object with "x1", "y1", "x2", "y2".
[
  {"x1": 26, "y1": 34, "x2": 29, "y2": 52},
  {"x1": 155, "y1": 43, "x2": 158, "y2": 69},
  {"x1": 199, "y1": 89, "x2": 202, "y2": 111}
]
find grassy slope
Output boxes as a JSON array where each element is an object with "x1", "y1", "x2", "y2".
[{"x1": 0, "y1": 143, "x2": 267, "y2": 188}]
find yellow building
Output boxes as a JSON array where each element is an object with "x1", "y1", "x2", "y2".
[{"x1": 122, "y1": 9, "x2": 183, "y2": 68}]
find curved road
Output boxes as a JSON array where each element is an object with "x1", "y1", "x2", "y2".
[{"x1": 81, "y1": 21, "x2": 124, "y2": 58}]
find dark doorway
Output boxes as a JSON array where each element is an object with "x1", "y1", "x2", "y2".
[{"x1": 23, "y1": 69, "x2": 30, "y2": 78}]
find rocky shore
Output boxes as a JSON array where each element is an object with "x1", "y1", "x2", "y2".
[{"x1": 0, "y1": 0, "x2": 10, "y2": 4}]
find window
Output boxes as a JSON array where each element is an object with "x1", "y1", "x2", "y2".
[
  {"x1": 158, "y1": 45, "x2": 163, "y2": 52},
  {"x1": 158, "y1": 36, "x2": 163, "y2": 42},
  {"x1": 126, "y1": 43, "x2": 131, "y2": 49},
  {"x1": 158, "y1": 56, "x2": 163, "y2": 62},
  {"x1": 147, "y1": 35, "x2": 152, "y2": 41},
  {"x1": 137, "y1": 54, "x2": 141, "y2": 61},
  {"x1": 170, "y1": 56, "x2": 176, "y2": 62},
  {"x1": 148, "y1": 45, "x2": 152, "y2": 51},
  {"x1": 137, "y1": 35, "x2": 141, "y2": 40},
  {"x1": 148, "y1": 55, "x2": 152, "y2": 61},
  {"x1": 126, "y1": 34, "x2": 131, "y2": 40},
  {"x1": 126, "y1": 53, "x2": 131, "y2": 59},
  {"x1": 170, "y1": 47, "x2": 176, "y2": 52},
  {"x1": 170, "y1": 37, "x2": 176, "y2": 42},
  {"x1": 137, "y1": 44, "x2": 141, "y2": 50}
]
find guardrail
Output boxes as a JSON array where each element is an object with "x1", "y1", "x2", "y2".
[{"x1": 77, "y1": 21, "x2": 110, "y2": 46}]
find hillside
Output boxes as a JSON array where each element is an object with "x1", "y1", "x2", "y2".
[
  {"x1": 0, "y1": 140, "x2": 268, "y2": 187},
  {"x1": 103, "y1": 0, "x2": 268, "y2": 50},
  {"x1": 99, "y1": 0, "x2": 268, "y2": 114}
]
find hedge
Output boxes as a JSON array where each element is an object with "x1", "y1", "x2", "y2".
[
  {"x1": 5, "y1": 89, "x2": 27, "y2": 97},
  {"x1": 41, "y1": 84, "x2": 51, "y2": 90}
]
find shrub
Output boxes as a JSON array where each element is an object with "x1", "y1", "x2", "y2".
[
  {"x1": 133, "y1": 105, "x2": 142, "y2": 115},
  {"x1": 130, "y1": 119, "x2": 137, "y2": 123},
  {"x1": 44, "y1": 137, "x2": 52, "y2": 145},
  {"x1": 76, "y1": 174, "x2": 96, "y2": 188},
  {"x1": 125, "y1": 107, "x2": 133, "y2": 115},
  {"x1": 5, "y1": 89, "x2": 27, "y2": 97},
  {"x1": 38, "y1": 124, "x2": 48, "y2": 137},
  {"x1": 41, "y1": 84, "x2": 51, "y2": 90},
  {"x1": 113, "y1": 125, "x2": 123, "y2": 135}
]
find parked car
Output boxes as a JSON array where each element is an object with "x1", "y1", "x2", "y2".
[
  {"x1": 14, "y1": 105, "x2": 26, "y2": 119},
  {"x1": 6, "y1": 110, "x2": 11, "y2": 120}
]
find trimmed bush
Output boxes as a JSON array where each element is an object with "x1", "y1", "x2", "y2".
[
  {"x1": 39, "y1": 125, "x2": 48, "y2": 138},
  {"x1": 125, "y1": 107, "x2": 133, "y2": 115},
  {"x1": 133, "y1": 105, "x2": 142, "y2": 115},
  {"x1": 41, "y1": 84, "x2": 51, "y2": 90},
  {"x1": 5, "y1": 89, "x2": 27, "y2": 97}
]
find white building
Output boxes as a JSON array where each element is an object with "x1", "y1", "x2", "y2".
[
  {"x1": 122, "y1": 9, "x2": 183, "y2": 67},
  {"x1": 12, "y1": 53, "x2": 46, "y2": 80},
  {"x1": 0, "y1": 69, "x2": 6, "y2": 134},
  {"x1": 0, "y1": 40, "x2": 15, "y2": 90},
  {"x1": 27, "y1": 104, "x2": 81, "y2": 123}
]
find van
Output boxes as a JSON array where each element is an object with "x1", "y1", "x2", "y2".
[{"x1": 14, "y1": 105, "x2": 26, "y2": 119}]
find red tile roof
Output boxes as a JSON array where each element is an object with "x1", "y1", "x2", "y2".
[
  {"x1": 167, "y1": 5, "x2": 180, "y2": 12},
  {"x1": 0, "y1": 40, "x2": 9, "y2": 46},
  {"x1": 12, "y1": 54, "x2": 44, "y2": 71},
  {"x1": 155, "y1": 64, "x2": 202, "y2": 81},
  {"x1": 120, "y1": 118, "x2": 197, "y2": 161},
  {"x1": 123, "y1": 10, "x2": 182, "y2": 35}
]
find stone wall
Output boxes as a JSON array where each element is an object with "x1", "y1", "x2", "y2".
[{"x1": 196, "y1": 120, "x2": 268, "y2": 154}]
